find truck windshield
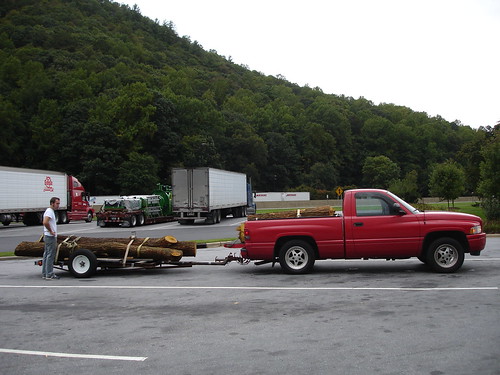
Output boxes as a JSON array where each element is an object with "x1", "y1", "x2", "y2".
[{"x1": 387, "y1": 191, "x2": 420, "y2": 213}]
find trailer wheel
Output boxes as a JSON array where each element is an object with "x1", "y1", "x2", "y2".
[
  {"x1": 279, "y1": 240, "x2": 315, "y2": 274},
  {"x1": 426, "y1": 237, "x2": 464, "y2": 273},
  {"x1": 69, "y1": 249, "x2": 97, "y2": 278}
]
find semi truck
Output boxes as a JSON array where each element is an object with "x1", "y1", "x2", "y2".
[
  {"x1": 96, "y1": 184, "x2": 173, "y2": 227},
  {"x1": 237, "y1": 189, "x2": 486, "y2": 274},
  {"x1": 0, "y1": 166, "x2": 94, "y2": 226},
  {"x1": 172, "y1": 167, "x2": 255, "y2": 225}
]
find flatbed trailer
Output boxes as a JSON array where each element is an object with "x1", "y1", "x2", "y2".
[{"x1": 35, "y1": 237, "x2": 245, "y2": 278}]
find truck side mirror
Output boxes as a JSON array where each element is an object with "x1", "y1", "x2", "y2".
[{"x1": 393, "y1": 203, "x2": 406, "y2": 215}]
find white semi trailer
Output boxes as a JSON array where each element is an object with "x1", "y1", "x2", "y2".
[
  {"x1": 172, "y1": 167, "x2": 254, "y2": 225},
  {"x1": 0, "y1": 166, "x2": 94, "y2": 226}
]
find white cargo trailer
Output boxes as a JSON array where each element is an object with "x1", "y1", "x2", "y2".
[
  {"x1": 0, "y1": 166, "x2": 94, "y2": 226},
  {"x1": 254, "y1": 192, "x2": 310, "y2": 202},
  {"x1": 172, "y1": 167, "x2": 250, "y2": 224}
]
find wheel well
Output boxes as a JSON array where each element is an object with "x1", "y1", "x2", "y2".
[
  {"x1": 274, "y1": 236, "x2": 319, "y2": 259},
  {"x1": 421, "y1": 231, "x2": 469, "y2": 256}
]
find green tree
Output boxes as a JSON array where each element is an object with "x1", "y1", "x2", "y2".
[
  {"x1": 304, "y1": 162, "x2": 339, "y2": 190},
  {"x1": 262, "y1": 132, "x2": 301, "y2": 190},
  {"x1": 117, "y1": 152, "x2": 159, "y2": 195},
  {"x1": 181, "y1": 134, "x2": 221, "y2": 168},
  {"x1": 429, "y1": 161, "x2": 466, "y2": 208},
  {"x1": 362, "y1": 155, "x2": 400, "y2": 189},
  {"x1": 388, "y1": 170, "x2": 420, "y2": 203},
  {"x1": 477, "y1": 134, "x2": 500, "y2": 220}
]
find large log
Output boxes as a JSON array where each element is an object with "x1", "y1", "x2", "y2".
[
  {"x1": 247, "y1": 206, "x2": 335, "y2": 221},
  {"x1": 14, "y1": 241, "x2": 183, "y2": 262},
  {"x1": 53, "y1": 235, "x2": 196, "y2": 257}
]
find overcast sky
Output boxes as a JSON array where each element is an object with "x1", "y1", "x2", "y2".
[{"x1": 119, "y1": 0, "x2": 499, "y2": 129}]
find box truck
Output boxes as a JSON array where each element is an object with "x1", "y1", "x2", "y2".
[
  {"x1": 172, "y1": 167, "x2": 255, "y2": 225},
  {"x1": 0, "y1": 166, "x2": 94, "y2": 226}
]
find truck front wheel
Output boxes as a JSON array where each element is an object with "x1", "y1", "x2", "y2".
[
  {"x1": 426, "y1": 237, "x2": 464, "y2": 273},
  {"x1": 279, "y1": 240, "x2": 315, "y2": 274},
  {"x1": 69, "y1": 249, "x2": 98, "y2": 278}
]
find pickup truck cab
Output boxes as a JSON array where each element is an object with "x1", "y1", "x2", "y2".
[{"x1": 241, "y1": 189, "x2": 486, "y2": 274}]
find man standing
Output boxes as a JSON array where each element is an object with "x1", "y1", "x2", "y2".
[{"x1": 42, "y1": 197, "x2": 60, "y2": 280}]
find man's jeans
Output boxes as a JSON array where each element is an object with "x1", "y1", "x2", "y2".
[{"x1": 42, "y1": 235, "x2": 57, "y2": 277}]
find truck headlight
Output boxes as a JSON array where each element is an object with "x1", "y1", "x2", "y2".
[{"x1": 469, "y1": 225, "x2": 482, "y2": 234}]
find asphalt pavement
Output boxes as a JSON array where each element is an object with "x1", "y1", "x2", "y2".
[{"x1": 1, "y1": 237, "x2": 499, "y2": 375}]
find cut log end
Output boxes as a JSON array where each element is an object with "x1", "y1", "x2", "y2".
[{"x1": 164, "y1": 235, "x2": 178, "y2": 244}]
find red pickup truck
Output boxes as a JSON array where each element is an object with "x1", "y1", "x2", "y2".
[{"x1": 240, "y1": 189, "x2": 486, "y2": 274}]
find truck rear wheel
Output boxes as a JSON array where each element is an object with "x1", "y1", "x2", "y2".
[
  {"x1": 129, "y1": 215, "x2": 137, "y2": 227},
  {"x1": 137, "y1": 214, "x2": 145, "y2": 226},
  {"x1": 69, "y1": 249, "x2": 98, "y2": 278},
  {"x1": 279, "y1": 240, "x2": 315, "y2": 274},
  {"x1": 57, "y1": 211, "x2": 67, "y2": 224},
  {"x1": 426, "y1": 237, "x2": 464, "y2": 273}
]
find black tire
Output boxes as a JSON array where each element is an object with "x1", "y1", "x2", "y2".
[
  {"x1": 279, "y1": 240, "x2": 316, "y2": 274},
  {"x1": 23, "y1": 212, "x2": 41, "y2": 226},
  {"x1": 98, "y1": 220, "x2": 106, "y2": 227},
  {"x1": 85, "y1": 211, "x2": 93, "y2": 223},
  {"x1": 57, "y1": 211, "x2": 67, "y2": 224},
  {"x1": 178, "y1": 219, "x2": 195, "y2": 225},
  {"x1": 137, "y1": 214, "x2": 145, "y2": 226},
  {"x1": 417, "y1": 254, "x2": 427, "y2": 264},
  {"x1": 232, "y1": 207, "x2": 241, "y2": 218},
  {"x1": 206, "y1": 210, "x2": 219, "y2": 224},
  {"x1": 69, "y1": 249, "x2": 98, "y2": 278},
  {"x1": 426, "y1": 237, "x2": 464, "y2": 273},
  {"x1": 129, "y1": 215, "x2": 137, "y2": 227}
]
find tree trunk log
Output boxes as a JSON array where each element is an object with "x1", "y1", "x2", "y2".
[
  {"x1": 247, "y1": 206, "x2": 335, "y2": 221},
  {"x1": 52, "y1": 235, "x2": 196, "y2": 257},
  {"x1": 15, "y1": 241, "x2": 183, "y2": 262}
]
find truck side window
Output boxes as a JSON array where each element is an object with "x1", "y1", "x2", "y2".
[{"x1": 355, "y1": 193, "x2": 391, "y2": 216}]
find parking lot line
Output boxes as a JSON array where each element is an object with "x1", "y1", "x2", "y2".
[
  {"x1": 0, "y1": 285, "x2": 497, "y2": 291},
  {"x1": 0, "y1": 348, "x2": 147, "y2": 361}
]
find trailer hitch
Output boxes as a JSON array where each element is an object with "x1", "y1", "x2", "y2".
[
  {"x1": 169, "y1": 253, "x2": 250, "y2": 267},
  {"x1": 214, "y1": 253, "x2": 250, "y2": 265}
]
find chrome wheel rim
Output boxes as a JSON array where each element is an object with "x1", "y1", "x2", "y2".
[
  {"x1": 285, "y1": 246, "x2": 308, "y2": 270},
  {"x1": 434, "y1": 244, "x2": 458, "y2": 268}
]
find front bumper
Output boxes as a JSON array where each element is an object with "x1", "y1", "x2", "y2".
[{"x1": 468, "y1": 233, "x2": 487, "y2": 254}]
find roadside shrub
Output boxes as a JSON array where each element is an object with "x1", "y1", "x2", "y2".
[
  {"x1": 482, "y1": 197, "x2": 500, "y2": 220},
  {"x1": 484, "y1": 220, "x2": 500, "y2": 234}
]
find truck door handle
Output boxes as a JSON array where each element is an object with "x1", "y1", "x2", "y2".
[{"x1": 354, "y1": 222, "x2": 363, "y2": 227}]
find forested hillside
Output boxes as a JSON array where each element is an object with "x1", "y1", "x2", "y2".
[{"x1": 0, "y1": 0, "x2": 496, "y2": 196}]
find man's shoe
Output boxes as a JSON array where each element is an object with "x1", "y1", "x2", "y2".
[{"x1": 46, "y1": 274, "x2": 60, "y2": 280}]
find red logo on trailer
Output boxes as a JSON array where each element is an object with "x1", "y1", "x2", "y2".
[{"x1": 43, "y1": 176, "x2": 54, "y2": 192}]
